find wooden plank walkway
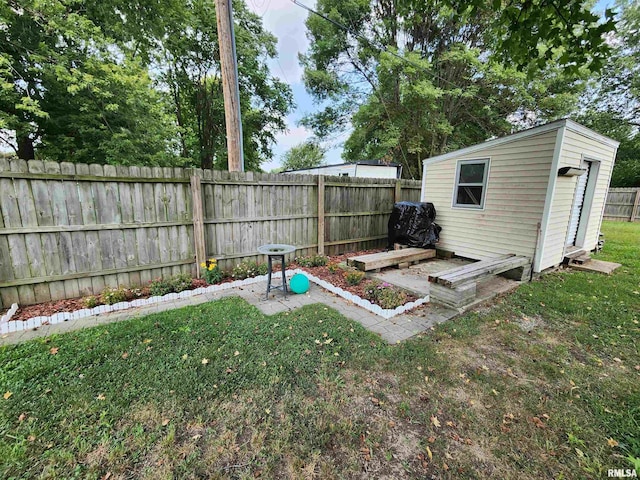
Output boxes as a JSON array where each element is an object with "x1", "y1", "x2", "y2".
[{"x1": 348, "y1": 248, "x2": 436, "y2": 271}]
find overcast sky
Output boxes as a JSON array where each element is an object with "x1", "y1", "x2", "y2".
[{"x1": 245, "y1": 0, "x2": 347, "y2": 171}]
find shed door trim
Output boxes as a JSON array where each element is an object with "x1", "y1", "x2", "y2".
[{"x1": 566, "y1": 160, "x2": 591, "y2": 247}]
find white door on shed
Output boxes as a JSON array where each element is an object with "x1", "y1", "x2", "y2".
[{"x1": 566, "y1": 161, "x2": 591, "y2": 246}]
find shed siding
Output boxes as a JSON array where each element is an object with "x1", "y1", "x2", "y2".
[
  {"x1": 422, "y1": 130, "x2": 556, "y2": 261},
  {"x1": 540, "y1": 129, "x2": 616, "y2": 269}
]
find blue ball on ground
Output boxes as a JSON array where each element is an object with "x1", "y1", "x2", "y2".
[{"x1": 290, "y1": 273, "x2": 310, "y2": 294}]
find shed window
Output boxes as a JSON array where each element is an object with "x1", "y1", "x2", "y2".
[{"x1": 453, "y1": 159, "x2": 489, "y2": 209}]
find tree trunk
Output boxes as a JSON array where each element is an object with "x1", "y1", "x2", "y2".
[
  {"x1": 201, "y1": 153, "x2": 213, "y2": 170},
  {"x1": 17, "y1": 135, "x2": 35, "y2": 160}
]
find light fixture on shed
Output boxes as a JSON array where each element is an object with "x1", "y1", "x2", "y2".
[{"x1": 557, "y1": 167, "x2": 587, "y2": 177}]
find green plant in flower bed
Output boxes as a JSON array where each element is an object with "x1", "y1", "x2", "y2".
[
  {"x1": 232, "y1": 260, "x2": 268, "y2": 280},
  {"x1": 343, "y1": 269, "x2": 365, "y2": 286},
  {"x1": 100, "y1": 286, "x2": 127, "y2": 305},
  {"x1": 170, "y1": 273, "x2": 194, "y2": 293},
  {"x1": 201, "y1": 258, "x2": 224, "y2": 284},
  {"x1": 149, "y1": 278, "x2": 173, "y2": 297},
  {"x1": 364, "y1": 280, "x2": 408, "y2": 309},
  {"x1": 83, "y1": 295, "x2": 100, "y2": 308},
  {"x1": 327, "y1": 261, "x2": 340, "y2": 274},
  {"x1": 296, "y1": 254, "x2": 329, "y2": 267},
  {"x1": 149, "y1": 273, "x2": 194, "y2": 297}
]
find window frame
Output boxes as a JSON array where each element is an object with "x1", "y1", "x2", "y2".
[{"x1": 452, "y1": 158, "x2": 490, "y2": 210}]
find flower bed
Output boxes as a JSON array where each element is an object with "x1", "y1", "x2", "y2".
[
  {"x1": 290, "y1": 252, "x2": 419, "y2": 309},
  {"x1": 2, "y1": 251, "x2": 430, "y2": 335}
]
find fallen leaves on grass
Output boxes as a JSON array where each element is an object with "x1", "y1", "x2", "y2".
[
  {"x1": 607, "y1": 438, "x2": 619, "y2": 447},
  {"x1": 162, "y1": 419, "x2": 170, "y2": 426},
  {"x1": 121, "y1": 352, "x2": 129, "y2": 359},
  {"x1": 3, "y1": 391, "x2": 12, "y2": 400},
  {"x1": 49, "y1": 347, "x2": 59, "y2": 355},
  {"x1": 531, "y1": 416, "x2": 546, "y2": 428},
  {"x1": 96, "y1": 394, "x2": 106, "y2": 401},
  {"x1": 201, "y1": 358, "x2": 209, "y2": 365},
  {"x1": 426, "y1": 446, "x2": 433, "y2": 461},
  {"x1": 431, "y1": 416, "x2": 441, "y2": 428}
]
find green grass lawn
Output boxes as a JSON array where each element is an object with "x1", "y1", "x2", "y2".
[{"x1": 1, "y1": 221, "x2": 638, "y2": 479}]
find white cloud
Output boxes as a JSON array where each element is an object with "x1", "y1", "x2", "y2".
[
  {"x1": 244, "y1": 0, "x2": 349, "y2": 171},
  {"x1": 245, "y1": 0, "x2": 313, "y2": 83},
  {"x1": 262, "y1": 121, "x2": 314, "y2": 171}
]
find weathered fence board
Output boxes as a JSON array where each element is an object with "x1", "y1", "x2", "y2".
[
  {"x1": 0, "y1": 160, "x2": 422, "y2": 308},
  {"x1": 604, "y1": 187, "x2": 640, "y2": 222}
]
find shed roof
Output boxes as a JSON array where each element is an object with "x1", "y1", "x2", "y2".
[
  {"x1": 422, "y1": 119, "x2": 620, "y2": 167},
  {"x1": 282, "y1": 160, "x2": 400, "y2": 173}
]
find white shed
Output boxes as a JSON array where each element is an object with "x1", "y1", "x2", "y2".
[
  {"x1": 420, "y1": 119, "x2": 619, "y2": 273},
  {"x1": 282, "y1": 161, "x2": 401, "y2": 179}
]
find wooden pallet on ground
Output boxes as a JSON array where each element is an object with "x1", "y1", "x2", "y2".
[
  {"x1": 348, "y1": 248, "x2": 436, "y2": 272},
  {"x1": 428, "y1": 254, "x2": 531, "y2": 308}
]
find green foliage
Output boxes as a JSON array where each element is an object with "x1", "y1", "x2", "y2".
[
  {"x1": 100, "y1": 287, "x2": 127, "y2": 305},
  {"x1": 576, "y1": 1, "x2": 640, "y2": 187},
  {"x1": 364, "y1": 280, "x2": 408, "y2": 309},
  {"x1": 231, "y1": 260, "x2": 268, "y2": 280},
  {"x1": 301, "y1": 0, "x2": 592, "y2": 178},
  {"x1": 82, "y1": 296, "x2": 100, "y2": 309},
  {"x1": 0, "y1": 0, "x2": 292, "y2": 170},
  {"x1": 281, "y1": 141, "x2": 326, "y2": 171},
  {"x1": 296, "y1": 255, "x2": 329, "y2": 267},
  {"x1": 156, "y1": 1, "x2": 293, "y2": 170},
  {"x1": 201, "y1": 258, "x2": 224, "y2": 285},
  {"x1": 343, "y1": 270, "x2": 365, "y2": 286},
  {"x1": 149, "y1": 278, "x2": 174, "y2": 297},
  {"x1": 327, "y1": 261, "x2": 340, "y2": 274},
  {"x1": 464, "y1": 0, "x2": 616, "y2": 75},
  {"x1": 170, "y1": 274, "x2": 194, "y2": 293},
  {"x1": 149, "y1": 274, "x2": 194, "y2": 297}
]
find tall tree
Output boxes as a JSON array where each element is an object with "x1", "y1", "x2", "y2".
[
  {"x1": 156, "y1": 0, "x2": 293, "y2": 171},
  {"x1": 577, "y1": 0, "x2": 640, "y2": 187},
  {"x1": 0, "y1": 0, "x2": 293, "y2": 170},
  {"x1": 300, "y1": 0, "x2": 608, "y2": 178},
  {"x1": 0, "y1": 0, "x2": 179, "y2": 164}
]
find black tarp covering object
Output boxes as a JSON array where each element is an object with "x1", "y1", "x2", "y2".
[{"x1": 388, "y1": 201, "x2": 441, "y2": 249}]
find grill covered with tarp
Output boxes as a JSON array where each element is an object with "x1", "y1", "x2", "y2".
[{"x1": 388, "y1": 201, "x2": 441, "y2": 249}]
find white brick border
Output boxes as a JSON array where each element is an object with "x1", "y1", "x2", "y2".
[
  {"x1": 1, "y1": 303, "x2": 19, "y2": 325},
  {"x1": 296, "y1": 269, "x2": 429, "y2": 319},
  {"x1": 0, "y1": 270, "x2": 428, "y2": 335}
]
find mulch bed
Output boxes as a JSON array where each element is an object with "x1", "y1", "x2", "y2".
[
  {"x1": 9, "y1": 250, "x2": 418, "y2": 322},
  {"x1": 10, "y1": 279, "x2": 208, "y2": 322},
  {"x1": 289, "y1": 250, "x2": 419, "y2": 306}
]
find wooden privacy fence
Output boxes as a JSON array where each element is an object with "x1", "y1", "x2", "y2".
[
  {"x1": 0, "y1": 159, "x2": 421, "y2": 308},
  {"x1": 603, "y1": 187, "x2": 640, "y2": 222}
]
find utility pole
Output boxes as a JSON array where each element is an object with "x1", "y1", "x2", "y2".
[{"x1": 215, "y1": 0, "x2": 245, "y2": 172}]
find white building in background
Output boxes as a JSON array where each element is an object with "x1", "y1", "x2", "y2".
[{"x1": 282, "y1": 160, "x2": 402, "y2": 179}]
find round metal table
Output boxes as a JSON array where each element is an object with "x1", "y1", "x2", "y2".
[{"x1": 257, "y1": 244, "x2": 296, "y2": 300}]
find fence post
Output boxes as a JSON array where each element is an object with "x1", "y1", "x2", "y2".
[
  {"x1": 631, "y1": 189, "x2": 640, "y2": 222},
  {"x1": 394, "y1": 180, "x2": 402, "y2": 204},
  {"x1": 317, "y1": 175, "x2": 325, "y2": 255},
  {"x1": 190, "y1": 175, "x2": 206, "y2": 277}
]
